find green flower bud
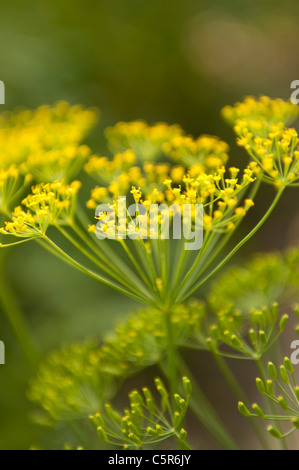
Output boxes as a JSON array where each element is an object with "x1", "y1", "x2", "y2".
[
  {"x1": 266, "y1": 380, "x2": 274, "y2": 396},
  {"x1": 178, "y1": 428, "x2": 187, "y2": 442},
  {"x1": 209, "y1": 325, "x2": 221, "y2": 341},
  {"x1": 279, "y1": 365, "x2": 289, "y2": 384},
  {"x1": 129, "y1": 390, "x2": 144, "y2": 406},
  {"x1": 206, "y1": 337, "x2": 218, "y2": 354},
  {"x1": 252, "y1": 403, "x2": 265, "y2": 419},
  {"x1": 259, "y1": 330, "x2": 267, "y2": 346},
  {"x1": 250, "y1": 310, "x2": 261, "y2": 326},
  {"x1": 238, "y1": 401, "x2": 251, "y2": 417},
  {"x1": 105, "y1": 403, "x2": 122, "y2": 422},
  {"x1": 131, "y1": 404, "x2": 143, "y2": 418},
  {"x1": 277, "y1": 396, "x2": 289, "y2": 411},
  {"x1": 155, "y1": 378, "x2": 168, "y2": 397},
  {"x1": 267, "y1": 362, "x2": 277, "y2": 380},
  {"x1": 182, "y1": 377, "x2": 192, "y2": 397},
  {"x1": 174, "y1": 394, "x2": 186, "y2": 410},
  {"x1": 173, "y1": 411, "x2": 182, "y2": 429},
  {"x1": 127, "y1": 420, "x2": 140, "y2": 436},
  {"x1": 147, "y1": 426, "x2": 158, "y2": 436},
  {"x1": 97, "y1": 426, "x2": 108, "y2": 442},
  {"x1": 155, "y1": 424, "x2": 163, "y2": 435},
  {"x1": 284, "y1": 357, "x2": 294, "y2": 374},
  {"x1": 89, "y1": 412, "x2": 104, "y2": 428},
  {"x1": 279, "y1": 314, "x2": 289, "y2": 332},
  {"x1": 249, "y1": 328, "x2": 257, "y2": 347},
  {"x1": 267, "y1": 426, "x2": 282, "y2": 439},
  {"x1": 256, "y1": 378, "x2": 266, "y2": 395},
  {"x1": 293, "y1": 305, "x2": 299, "y2": 318},
  {"x1": 142, "y1": 388, "x2": 156, "y2": 414},
  {"x1": 231, "y1": 334, "x2": 243, "y2": 349}
]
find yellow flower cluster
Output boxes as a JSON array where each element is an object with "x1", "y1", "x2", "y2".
[
  {"x1": 0, "y1": 102, "x2": 97, "y2": 216},
  {"x1": 0, "y1": 181, "x2": 81, "y2": 239},
  {"x1": 104, "y1": 120, "x2": 183, "y2": 161},
  {"x1": 85, "y1": 149, "x2": 137, "y2": 184},
  {"x1": 22, "y1": 144, "x2": 91, "y2": 183},
  {"x1": 0, "y1": 102, "x2": 98, "y2": 178},
  {"x1": 222, "y1": 95, "x2": 299, "y2": 132},
  {"x1": 222, "y1": 96, "x2": 299, "y2": 188},
  {"x1": 163, "y1": 134, "x2": 229, "y2": 170},
  {"x1": 87, "y1": 161, "x2": 185, "y2": 209},
  {"x1": 237, "y1": 126, "x2": 299, "y2": 187},
  {"x1": 1, "y1": 97, "x2": 293, "y2": 308},
  {"x1": 164, "y1": 167, "x2": 255, "y2": 232},
  {"x1": 0, "y1": 166, "x2": 32, "y2": 214},
  {"x1": 88, "y1": 164, "x2": 255, "y2": 239}
]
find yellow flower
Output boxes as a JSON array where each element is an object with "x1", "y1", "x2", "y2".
[
  {"x1": 164, "y1": 134, "x2": 229, "y2": 170},
  {"x1": 236, "y1": 124, "x2": 299, "y2": 186},
  {"x1": 222, "y1": 96, "x2": 299, "y2": 131},
  {"x1": 105, "y1": 120, "x2": 183, "y2": 161},
  {"x1": 85, "y1": 150, "x2": 137, "y2": 185},
  {"x1": 0, "y1": 166, "x2": 33, "y2": 214},
  {"x1": 0, "y1": 181, "x2": 81, "y2": 239},
  {"x1": 88, "y1": 163, "x2": 256, "y2": 240},
  {"x1": 0, "y1": 102, "x2": 98, "y2": 181}
]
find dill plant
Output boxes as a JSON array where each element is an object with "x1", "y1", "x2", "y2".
[{"x1": 1, "y1": 96, "x2": 299, "y2": 449}]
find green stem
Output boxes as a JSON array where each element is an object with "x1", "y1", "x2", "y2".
[
  {"x1": 73, "y1": 209, "x2": 150, "y2": 287},
  {"x1": 119, "y1": 239, "x2": 153, "y2": 290},
  {"x1": 70, "y1": 221, "x2": 147, "y2": 288},
  {"x1": 0, "y1": 269, "x2": 40, "y2": 371},
  {"x1": 164, "y1": 309, "x2": 178, "y2": 400},
  {"x1": 175, "y1": 354, "x2": 238, "y2": 450},
  {"x1": 176, "y1": 437, "x2": 192, "y2": 450},
  {"x1": 212, "y1": 353, "x2": 271, "y2": 449},
  {"x1": 255, "y1": 358, "x2": 287, "y2": 450},
  {"x1": 58, "y1": 224, "x2": 149, "y2": 296},
  {"x1": 40, "y1": 236, "x2": 153, "y2": 305},
  {"x1": 176, "y1": 186, "x2": 285, "y2": 304},
  {"x1": 138, "y1": 240, "x2": 159, "y2": 290}
]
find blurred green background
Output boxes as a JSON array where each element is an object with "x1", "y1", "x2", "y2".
[{"x1": 1, "y1": 0, "x2": 299, "y2": 449}]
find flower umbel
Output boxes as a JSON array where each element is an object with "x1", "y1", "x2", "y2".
[
  {"x1": 0, "y1": 180, "x2": 81, "y2": 240},
  {"x1": 104, "y1": 120, "x2": 183, "y2": 161},
  {"x1": 89, "y1": 377, "x2": 191, "y2": 450},
  {"x1": 222, "y1": 96, "x2": 299, "y2": 133},
  {"x1": 163, "y1": 134, "x2": 229, "y2": 170}
]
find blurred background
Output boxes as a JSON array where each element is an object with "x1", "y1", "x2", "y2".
[{"x1": 1, "y1": 0, "x2": 299, "y2": 449}]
